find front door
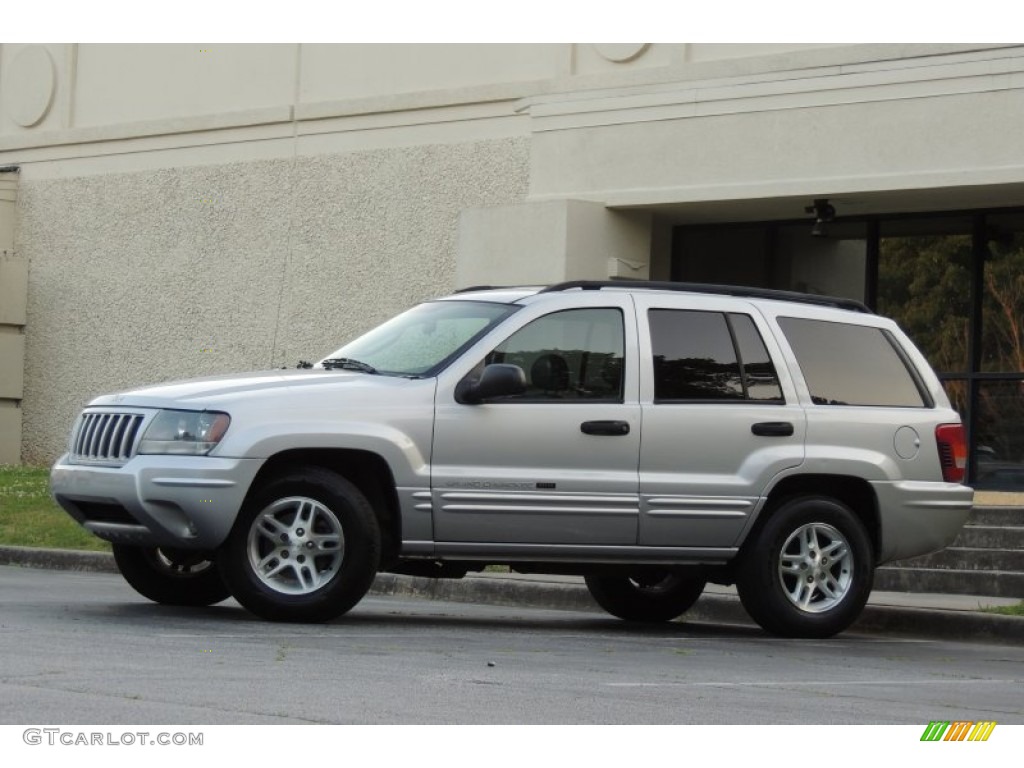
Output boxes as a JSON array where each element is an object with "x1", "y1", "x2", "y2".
[{"x1": 432, "y1": 302, "x2": 641, "y2": 546}]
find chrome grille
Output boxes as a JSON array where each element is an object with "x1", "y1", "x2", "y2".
[{"x1": 70, "y1": 412, "x2": 145, "y2": 464}]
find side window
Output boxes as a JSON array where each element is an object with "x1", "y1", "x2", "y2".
[
  {"x1": 484, "y1": 308, "x2": 625, "y2": 401},
  {"x1": 648, "y1": 310, "x2": 783, "y2": 403},
  {"x1": 730, "y1": 313, "x2": 785, "y2": 402},
  {"x1": 778, "y1": 316, "x2": 928, "y2": 407}
]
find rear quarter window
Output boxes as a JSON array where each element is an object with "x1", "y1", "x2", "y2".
[{"x1": 778, "y1": 317, "x2": 930, "y2": 407}]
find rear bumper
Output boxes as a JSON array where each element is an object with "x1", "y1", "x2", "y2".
[
  {"x1": 50, "y1": 454, "x2": 263, "y2": 550},
  {"x1": 872, "y1": 480, "x2": 974, "y2": 564}
]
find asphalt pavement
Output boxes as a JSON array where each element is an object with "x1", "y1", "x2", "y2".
[{"x1": 0, "y1": 544, "x2": 1020, "y2": 644}]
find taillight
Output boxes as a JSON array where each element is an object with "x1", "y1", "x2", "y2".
[{"x1": 935, "y1": 423, "x2": 967, "y2": 483}]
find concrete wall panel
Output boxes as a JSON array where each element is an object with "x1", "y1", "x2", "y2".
[
  {"x1": 529, "y1": 80, "x2": 1024, "y2": 207},
  {"x1": 72, "y1": 44, "x2": 296, "y2": 128},
  {"x1": 0, "y1": 402, "x2": 21, "y2": 464},
  {"x1": 300, "y1": 44, "x2": 563, "y2": 104},
  {"x1": 0, "y1": 328, "x2": 24, "y2": 398}
]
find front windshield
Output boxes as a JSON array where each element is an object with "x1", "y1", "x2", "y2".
[{"x1": 318, "y1": 300, "x2": 518, "y2": 377}]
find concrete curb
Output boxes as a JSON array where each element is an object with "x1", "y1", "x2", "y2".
[
  {"x1": 2, "y1": 546, "x2": 1021, "y2": 644},
  {"x1": 369, "y1": 572, "x2": 1024, "y2": 644},
  {"x1": 0, "y1": 544, "x2": 119, "y2": 574}
]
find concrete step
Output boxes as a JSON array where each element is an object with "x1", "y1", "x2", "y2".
[
  {"x1": 890, "y1": 547, "x2": 1024, "y2": 572},
  {"x1": 954, "y1": 525, "x2": 1024, "y2": 549},
  {"x1": 874, "y1": 567, "x2": 1024, "y2": 599},
  {"x1": 968, "y1": 507, "x2": 1024, "y2": 526}
]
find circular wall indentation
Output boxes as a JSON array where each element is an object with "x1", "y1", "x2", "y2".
[
  {"x1": 6, "y1": 45, "x2": 57, "y2": 127},
  {"x1": 592, "y1": 44, "x2": 650, "y2": 63}
]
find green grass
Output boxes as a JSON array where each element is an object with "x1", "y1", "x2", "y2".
[
  {"x1": 981, "y1": 602, "x2": 1024, "y2": 617},
  {"x1": 0, "y1": 465, "x2": 110, "y2": 552}
]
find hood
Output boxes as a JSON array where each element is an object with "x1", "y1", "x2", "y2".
[{"x1": 88, "y1": 368, "x2": 401, "y2": 410}]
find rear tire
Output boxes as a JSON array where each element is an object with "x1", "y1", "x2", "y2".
[
  {"x1": 735, "y1": 496, "x2": 873, "y2": 638},
  {"x1": 112, "y1": 545, "x2": 229, "y2": 606},
  {"x1": 220, "y1": 467, "x2": 381, "y2": 622},
  {"x1": 585, "y1": 570, "x2": 706, "y2": 622}
]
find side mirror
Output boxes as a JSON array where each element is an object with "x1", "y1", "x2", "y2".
[{"x1": 456, "y1": 364, "x2": 527, "y2": 404}]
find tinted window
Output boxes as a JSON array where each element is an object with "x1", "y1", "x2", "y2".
[
  {"x1": 730, "y1": 313, "x2": 784, "y2": 402},
  {"x1": 485, "y1": 308, "x2": 624, "y2": 401},
  {"x1": 778, "y1": 317, "x2": 927, "y2": 407},
  {"x1": 649, "y1": 310, "x2": 782, "y2": 402}
]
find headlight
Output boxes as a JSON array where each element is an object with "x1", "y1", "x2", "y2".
[{"x1": 138, "y1": 410, "x2": 231, "y2": 455}]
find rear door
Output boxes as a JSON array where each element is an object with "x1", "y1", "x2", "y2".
[{"x1": 634, "y1": 296, "x2": 806, "y2": 547}]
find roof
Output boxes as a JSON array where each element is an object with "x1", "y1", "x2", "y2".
[{"x1": 449, "y1": 280, "x2": 872, "y2": 313}]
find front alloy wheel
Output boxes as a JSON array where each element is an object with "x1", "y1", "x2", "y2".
[
  {"x1": 247, "y1": 497, "x2": 345, "y2": 596},
  {"x1": 221, "y1": 467, "x2": 381, "y2": 623}
]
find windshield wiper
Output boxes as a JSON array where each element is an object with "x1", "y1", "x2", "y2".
[{"x1": 321, "y1": 357, "x2": 379, "y2": 374}]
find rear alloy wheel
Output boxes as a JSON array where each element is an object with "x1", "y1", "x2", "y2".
[
  {"x1": 585, "y1": 571, "x2": 706, "y2": 622},
  {"x1": 736, "y1": 496, "x2": 873, "y2": 638},
  {"x1": 220, "y1": 467, "x2": 381, "y2": 622},
  {"x1": 112, "y1": 545, "x2": 230, "y2": 606}
]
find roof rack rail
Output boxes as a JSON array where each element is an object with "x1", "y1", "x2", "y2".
[
  {"x1": 538, "y1": 280, "x2": 872, "y2": 314},
  {"x1": 453, "y1": 284, "x2": 535, "y2": 294}
]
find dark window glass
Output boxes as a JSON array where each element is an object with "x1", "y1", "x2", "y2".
[
  {"x1": 942, "y1": 379, "x2": 968, "y2": 420},
  {"x1": 650, "y1": 310, "x2": 740, "y2": 401},
  {"x1": 974, "y1": 380, "x2": 1024, "y2": 491},
  {"x1": 778, "y1": 317, "x2": 926, "y2": 407},
  {"x1": 982, "y1": 222, "x2": 1024, "y2": 373},
  {"x1": 649, "y1": 310, "x2": 781, "y2": 402},
  {"x1": 672, "y1": 226, "x2": 771, "y2": 287},
  {"x1": 729, "y1": 313, "x2": 784, "y2": 401},
  {"x1": 774, "y1": 222, "x2": 868, "y2": 301},
  {"x1": 876, "y1": 223, "x2": 973, "y2": 374},
  {"x1": 484, "y1": 308, "x2": 624, "y2": 401}
]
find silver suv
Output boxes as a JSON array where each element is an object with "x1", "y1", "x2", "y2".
[{"x1": 50, "y1": 281, "x2": 974, "y2": 637}]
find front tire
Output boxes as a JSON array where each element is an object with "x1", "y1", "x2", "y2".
[
  {"x1": 112, "y1": 545, "x2": 230, "y2": 606},
  {"x1": 220, "y1": 467, "x2": 381, "y2": 622},
  {"x1": 735, "y1": 496, "x2": 873, "y2": 638},
  {"x1": 585, "y1": 571, "x2": 706, "y2": 622}
]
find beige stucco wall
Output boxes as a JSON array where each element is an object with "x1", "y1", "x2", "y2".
[{"x1": 18, "y1": 137, "x2": 529, "y2": 462}]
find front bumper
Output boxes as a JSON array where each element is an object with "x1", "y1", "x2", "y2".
[
  {"x1": 873, "y1": 480, "x2": 975, "y2": 564},
  {"x1": 51, "y1": 454, "x2": 263, "y2": 550}
]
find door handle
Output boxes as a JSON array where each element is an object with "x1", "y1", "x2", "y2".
[
  {"x1": 581, "y1": 420, "x2": 631, "y2": 436},
  {"x1": 751, "y1": 422, "x2": 795, "y2": 437}
]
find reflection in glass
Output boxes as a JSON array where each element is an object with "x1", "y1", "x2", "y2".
[
  {"x1": 982, "y1": 228, "x2": 1024, "y2": 373},
  {"x1": 941, "y1": 379, "x2": 968, "y2": 420},
  {"x1": 650, "y1": 310, "x2": 741, "y2": 400},
  {"x1": 649, "y1": 310, "x2": 782, "y2": 402},
  {"x1": 775, "y1": 222, "x2": 867, "y2": 301},
  {"x1": 729, "y1": 314, "x2": 784, "y2": 401},
  {"x1": 974, "y1": 380, "x2": 1024, "y2": 491},
  {"x1": 778, "y1": 317, "x2": 926, "y2": 407},
  {"x1": 877, "y1": 231, "x2": 972, "y2": 374},
  {"x1": 321, "y1": 300, "x2": 517, "y2": 376}
]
